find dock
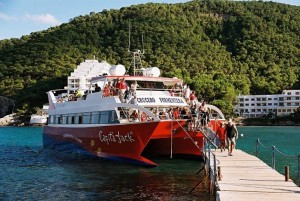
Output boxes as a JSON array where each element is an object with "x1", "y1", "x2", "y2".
[{"x1": 208, "y1": 149, "x2": 300, "y2": 201}]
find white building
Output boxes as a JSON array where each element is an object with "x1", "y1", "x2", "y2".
[
  {"x1": 234, "y1": 90, "x2": 300, "y2": 118},
  {"x1": 66, "y1": 59, "x2": 111, "y2": 93}
]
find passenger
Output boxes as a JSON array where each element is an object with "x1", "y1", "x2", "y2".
[
  {"x1": 124, "y1": 87, "x2": 130, "y2": 103},
  {"x1": 103, "y1": 84, "x2": 110, "y2": 97},
  {"x1": 147, "y1": 108, "x2": 155, "y2": 121},
  {"x1": 140, "y1": 112, "x2": 147, "y2": 122},
  {"x1": 130, "y1": 110, "x2": 139, "y2": 122},
  {"x1": 57, "y1": 97, "x2": 63, "y2": 103},
  {"x1": 173, "y1": 107, "x2": 180, "y2": 119},
  {"x1": 164, "y1": 109, "x2": 171, "y2": 119},
  {"x1": 82, "y1": 90, "x2": 88, "y2": 100},
  {"x1": 107, "y1": 81, "x2": 115, "y2": 95},
  {"x1": 120, "y1": 78, "x2": 127, "y2": 94},
  {"x1": 216, "y1": 122, "x2": 226, "y2": 152},
  {"x1": 167, "y1": 108, "x2": 173, "y2": 119},
  {"x1": 187, "y1": 110, "x2": 192, "y2": 131},
  {"x1": 185, "y1": 86, "x2": 190, "y2": 100},
  {"x1": 131, "y1": 80, "x2": 140, "y2": 92},
  {"x1": 158, "y1": 111, "x2": 165, "y2": 119},
  {"x1": 199, "y1": 100, "x2": 209, "y2": 128},
  {"x1": 115, "y1": 78, "x2": 121, "y2": 95},
  {"x1": 129, "y1": 94, "x2": 138, "y2": 105},
  {"x1": 180, "y1": 107, "x2": 188, "y2": 119},
  {"x1": 190, "y1": 105, "x2": 198, "y2": 131},
  {"x1": 169, "y1": 88, "x2": 175, "y2": 96},
  {"x1": 225, "y1": 119, "x2": 238, "y2": 156},
  {"x1": 75, "y1": 89, "x2": 83, "y2": 99},
  {"x1": 94, "y1": 84, "x2": 101, "y2": 92},
  {"x1": 189, "y1": 91, "x2": 196, "y2": 106},
  {"x1": 169, "y1": 86, "x2": 175, "y2": 96}
]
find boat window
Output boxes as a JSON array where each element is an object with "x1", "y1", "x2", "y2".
[
  {"x1": 110, "y1": 111, "x2": 117, "y2": 122},
  {"x1": 83, "y1": 112, "x2": 91, "y2": 124},
  {"x1": 62, "y1": 116, "x2": 67, "y2": 124},
  {"x1": 55, "y1": 115, "x2": 60, "y2": 124},
  {"x1": 67, "y1": 115, "x2": 75, "y2": 124},
  {"x1": 75, "y1": 114, "x2": 82, "y2": 124},
  {"x1": 100, "y1": 111, "x2": 109, "y2": 124},
  {"x1": 59, "y1": 116, "x2": 63, "y2": 124},
  {"x1": 91, "y1": 112, "x2": 100, "y2": 124},
  {"x1": 138, "y1": 81, "x2": 164, "y2": 90},
  {"x1": 50, "y1": 115, "x2": 55, "y2": 124}
]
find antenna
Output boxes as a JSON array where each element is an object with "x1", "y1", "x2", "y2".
[
  {"x1": 128, "y1": 21, "x2": 131, "y2": 52},
  {"x1": 141, "y1": 34, "x2": 144, "y2": 54}
]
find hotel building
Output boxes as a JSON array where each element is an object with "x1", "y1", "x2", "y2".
[
  {"x1": 66, "y1": 59, "x2": 111, "y2": 93},
  {"x1": 234, "y1": 90, "x2": 300, "y2": 118}
]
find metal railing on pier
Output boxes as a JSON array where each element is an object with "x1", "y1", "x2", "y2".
[
  {"x1": 252, "y1": 139, "x2": 300, "y2": 185},
  {"x1": 202, "y1": 141, "x2": 220, "y2": 194}
]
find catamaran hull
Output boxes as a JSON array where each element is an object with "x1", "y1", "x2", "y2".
[{"x1": 43, "y1": 120, "x2": 204, "y2": 167}]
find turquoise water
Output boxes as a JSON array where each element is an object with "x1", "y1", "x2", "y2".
[
  {"x1": 1, "y1": 126, "x2": 299, "y2": 200},
  {"x1": 0, "y1": 127, "x2": 211, "y2": 201},
  {"x1": 237, "y1": 126, "x2": 300, "y2": 185}
]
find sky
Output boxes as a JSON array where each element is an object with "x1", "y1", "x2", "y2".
[{"x1": 0, "y1": 0, "x2": 299, "y2": 40}]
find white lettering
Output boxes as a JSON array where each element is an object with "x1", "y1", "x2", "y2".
[
  {"x1": 137, "y1": 97, "x2": 156, "y2": 103},
  {"x1": 99, "y1": 131, "x2": 135, "y2": 145},
  {"x1": 159, "y1": 97, "x2": 184, "y2": 103}
]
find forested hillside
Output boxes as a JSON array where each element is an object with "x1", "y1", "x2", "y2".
[{"x1": 0, "y1": 0, "x2": 300, "y2": 115}]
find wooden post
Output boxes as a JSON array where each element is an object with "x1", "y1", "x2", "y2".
[
  {"x1": 218, "y1": 166, "x2": 222, "y2": 181},
  {"x1": 285, "y1": 166, "x2": 289, "y2": 182}
]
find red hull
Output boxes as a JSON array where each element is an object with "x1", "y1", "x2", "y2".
[{"x1": 43, "y1": 120, "x2": 220, "y2": 166}]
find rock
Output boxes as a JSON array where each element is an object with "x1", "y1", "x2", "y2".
[
  {"x1": 0, "y1": 96, "x2": 15, "y2": 118},
  {"x1": 0, "y1": 113, "x2": 19, "y2": 126}
]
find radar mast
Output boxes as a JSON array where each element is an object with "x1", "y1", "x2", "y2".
[{"x1": 128, "y1": 22, "x2": 145, "y2": 76}]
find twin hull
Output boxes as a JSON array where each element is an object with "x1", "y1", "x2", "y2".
[{"x1": 43, "y1": 120, "x2": 204, "y2": 167}]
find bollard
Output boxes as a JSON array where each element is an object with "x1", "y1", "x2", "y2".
[
  {"x1": 285, "y1": 166, "x2": 289, "y2": 182},
  {"x1": 218, "y1": 166, "x2": 222, "y2": 181},
  {"x1": 272, "y1": 146, "x2": 275, "y2": 169},
  {"x1": 298, "y1": 155, "x2": 300, "y2": 185},
  {"x1": 255, "y1": 139, "x2": 259, "y2": 157}
]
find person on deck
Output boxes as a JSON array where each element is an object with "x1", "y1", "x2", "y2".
[
  {"x1": 130, "y1": 110, "x2": 139, "y2": 122},
  {"x1": 94, "y1": 84, "x2": 101, "y2": 92},
  {"x1": 189, "y1": 91, "x2": 196, "y2": 106},
  {"x1": 199, "y1": 100, "x2": 209, "y2": 129},
  {"x1": 216, "y1": 122, "x2": 226, "y2": 152},
  {"x1": 120, "y1": 78, "x2": 127, "y2": 94},
  {"x1": 131, "y1": 81, "x2": 140, "y2": 93},
  {"x1": 225, "y1": 119, "x2": 238, "y2": 156},
  {"x1": 103, "y1": 84, "x2": 110, "y2": 97}
]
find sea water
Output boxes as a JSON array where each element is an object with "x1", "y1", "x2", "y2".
[
  {"x1": 237, "y1": 126, "x2": 300, "y2": 185},
  {"x1": 0, "y1": 127, "x2": 212, "y2": 201},
  {"x1": 1, "y1": 126, "x2": 299, "y2": 200}
]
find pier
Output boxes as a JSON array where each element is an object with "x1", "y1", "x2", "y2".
[{"x1": 206, "y1": 149, "x2": 300, "y2": 201}]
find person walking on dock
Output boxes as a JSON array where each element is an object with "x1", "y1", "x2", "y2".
[
  {"x1": 216, "y1": 122, "x2": 226, "y2": 152},
  {"x1": 225, "y1": 119, "x2": 238, "y2": 156}
]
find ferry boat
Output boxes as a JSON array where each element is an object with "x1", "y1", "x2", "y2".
[{"x1": 43, "y1": 53, "x2": 225, "y2": 167}]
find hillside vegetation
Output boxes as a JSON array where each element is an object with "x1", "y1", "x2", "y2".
[{"x1": 0, "y1": 0, "x2": 300, "y2": 115}]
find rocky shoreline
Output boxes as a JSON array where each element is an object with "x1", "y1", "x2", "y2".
[{"x1": 0, "y1": 113, "x2": 26, "y2": 126}]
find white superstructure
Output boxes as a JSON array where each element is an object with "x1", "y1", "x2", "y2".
[
  {"x1": 66, "y1": 59, "x2": 111, "y2": 93},
  {"x1": 234, "y1": 90, "x2": 300, "y2": 117}
]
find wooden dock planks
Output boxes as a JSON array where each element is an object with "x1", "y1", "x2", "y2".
[{"x1": 212, "y1": 149, "x2": 300, "y2": 201}]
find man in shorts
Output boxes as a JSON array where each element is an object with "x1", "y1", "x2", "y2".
[{"x1": 225, "y1": 119, "x2": 238, "y2": 156}]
